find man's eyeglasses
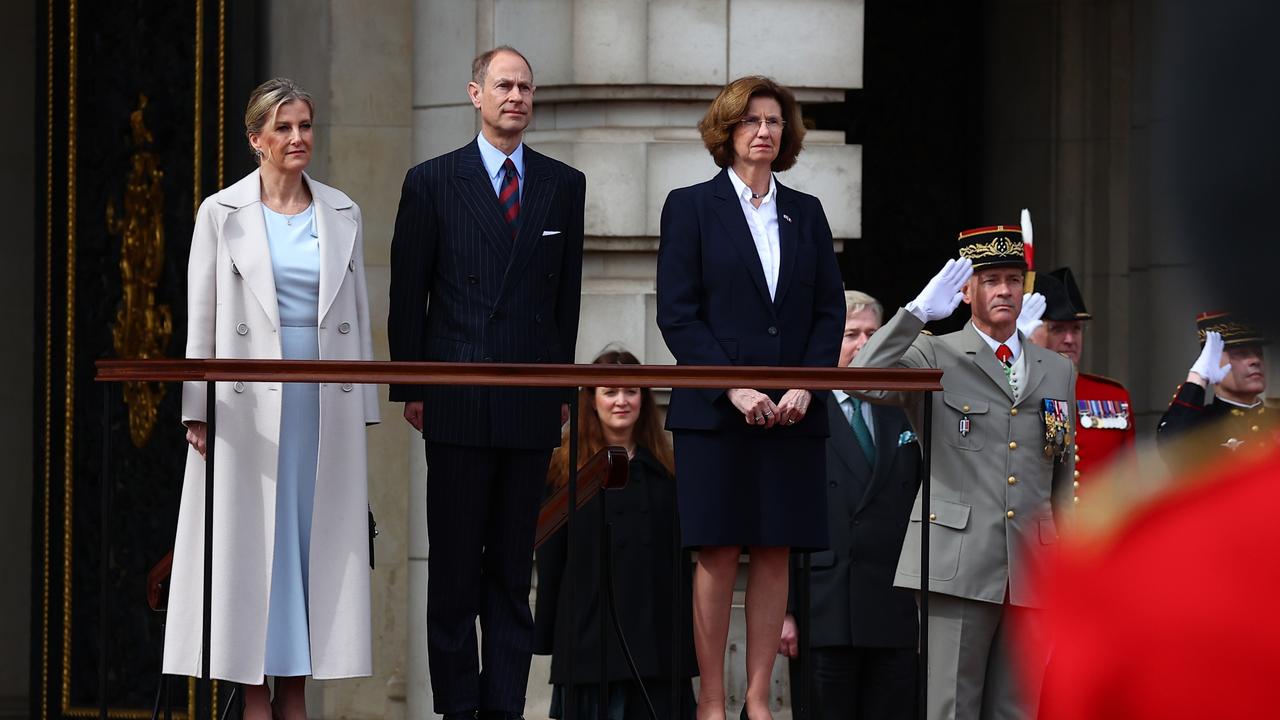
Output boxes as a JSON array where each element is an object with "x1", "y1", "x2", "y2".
[{"x1": 736, "y1": 115, "x2": 786, "y2": 132}]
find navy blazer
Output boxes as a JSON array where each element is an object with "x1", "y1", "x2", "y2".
[
  {"x1": 791, "y1": 398, "x2": 922, "y2": 648},
  {"x1": 387, "y1": 139, "x2": 586, "y2": 448},
  {"x1": 656, "y1": 168, "x2": 845, "y2": 435}
]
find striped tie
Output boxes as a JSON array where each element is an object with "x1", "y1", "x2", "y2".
[{"x1": 499, "y1": 158, "x2": 520, "y2": 238}]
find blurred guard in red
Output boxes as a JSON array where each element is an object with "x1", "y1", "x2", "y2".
[{"x1": 1033, "y1": 268, "x2": 1135, "y2": 497}]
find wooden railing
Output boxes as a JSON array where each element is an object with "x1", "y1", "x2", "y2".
[{"x1": 95, "y1": 359, "x2": 943, "y2": 720}]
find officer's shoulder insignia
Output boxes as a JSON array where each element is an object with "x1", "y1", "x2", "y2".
[{"x1": 1080, "y1": 372, "x2": 1128, "y2": 390}]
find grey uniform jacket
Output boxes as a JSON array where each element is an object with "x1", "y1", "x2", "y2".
[{"x1": 853, "y1": 308, "x2": 1076, "y2": 608}]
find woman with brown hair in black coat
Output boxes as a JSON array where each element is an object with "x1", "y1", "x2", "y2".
[{"x1": 534, "y1": 348, "x2": 696, "y2": 719}]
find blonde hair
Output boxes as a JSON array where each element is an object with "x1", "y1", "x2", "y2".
[
  {"x1": 844, "y1": 290, "x2": 883, "y2": 322},
  {"x1": 244, "y1": 77, "x2": 314, "y2": 163}
]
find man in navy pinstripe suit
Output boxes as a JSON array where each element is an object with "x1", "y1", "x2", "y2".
[{"x1": 388, "y1": 46, "x2": 586, "y2": 720}]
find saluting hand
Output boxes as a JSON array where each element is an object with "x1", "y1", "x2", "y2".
[
  {"x1": 728, "y1": 388, "x2": 781, "y2": 428},
  {"x1": 906, "y1": 257, "x2": 973, "y2": 323},
  {"x1": 1189, "y1": 330, "x2": 1232, "y2": 386}
]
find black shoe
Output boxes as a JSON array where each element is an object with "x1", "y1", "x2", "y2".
[{"x1": 740, "y1": 707, "x2": 749, "y2": 720}]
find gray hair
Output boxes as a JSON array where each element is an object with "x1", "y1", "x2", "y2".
[
  {"x1": 844, "y1": 290, "x2": 883, "y2": 323},
  {"x1": 244, "y1": 77, "x2": 314, "y2": 163}
]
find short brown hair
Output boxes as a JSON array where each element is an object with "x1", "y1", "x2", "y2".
[
  {"x1": 698, "y1": 76, "x2": 806, "y2": 171},
  {"x1": 471, "y1": 45, "x2": 533, "y2": 86}
]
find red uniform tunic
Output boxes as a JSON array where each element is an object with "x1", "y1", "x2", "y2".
[
  {"x1": 1073, "y1": 373, "x2": 1135, "y2": 496},
  {"x1": 1033, "y1": 446, "x2": 1280, "y2": 719}
]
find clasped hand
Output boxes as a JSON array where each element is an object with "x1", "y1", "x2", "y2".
[{"x1": 728, "y1": 388, "x2": 811, "y2": 428}]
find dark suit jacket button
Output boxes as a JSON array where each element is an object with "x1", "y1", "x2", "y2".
[
  {"x1": 483, "y1": 356, "x2": 494, "y2": 362},
  {"x1": 534, "y1": 313, "x2": 542, "y2": 323},
  {"x1": 829, "y1": 481, "x2": 837, "y2": 487},
  {"x1": 546, "y1": 272, "x2": 556, "y2": 281},
  {"x1": 767, "y1": 326, "x2": 778, "y2": 336},
  {"x1": 489, "y1": 311, "x2": 499, "y2": 322},
  {"x1": 467, "y1": 274, "x2": 479, "y2": 284}
]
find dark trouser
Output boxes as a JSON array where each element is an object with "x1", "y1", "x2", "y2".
[
  {"x1": 790, "y1": 646, "x2": 918, "y2": 720},
  {"x1": 425, "y1": 442, "x2": 553, "y2": 715}
]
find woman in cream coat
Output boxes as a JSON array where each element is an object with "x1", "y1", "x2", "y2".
[{"x1": 163, "y1": 78, "x2": 379, "y2": 720}]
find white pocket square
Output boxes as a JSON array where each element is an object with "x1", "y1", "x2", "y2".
[{"x1": 541, "y1": 230, "x2": 562, "y2": 237}]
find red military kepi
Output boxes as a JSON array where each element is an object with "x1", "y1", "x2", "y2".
[{"x1": 1033, "y1": 268, "x2": 1135, "y2": 497}]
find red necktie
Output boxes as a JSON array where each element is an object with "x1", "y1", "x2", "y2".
[
  {"x1": 498, "y1": 158, "x2": 520, "y2": 238},
  {"x1": 996, "y1": 343, "x2": 1013, "y2": 367}
]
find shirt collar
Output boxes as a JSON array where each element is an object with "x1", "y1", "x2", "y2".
[
  {"x1": 832, "y1": 388, "x2": 851, "y2": 404},
  {"x1": 727, "y1": 167, "x2": 777, "y2": 205},
  {"x1": 1217, "y1": 394, "x2": 1264, "y2": 409},
  {"x1": 971, "y1": 324, "x2": 1022, "y2": 360},
  {"x1": 476, "y1": 132, "x2": 524, "y2": 182}
]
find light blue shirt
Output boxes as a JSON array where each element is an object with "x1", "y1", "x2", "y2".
[
  {"x1": 476, "y1": 132, "x2": 525, "y2": 200},
  {"x1": 831, "y1": 389, "x2": 875, "y2": 443}
]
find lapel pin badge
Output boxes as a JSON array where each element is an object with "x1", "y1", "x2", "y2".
[
  {"x1": 782, "y1": 213, "x2": 793, "y2": 223},
  {"x1": 959, "y1": 415, "x2": 971, "y2": 437}
]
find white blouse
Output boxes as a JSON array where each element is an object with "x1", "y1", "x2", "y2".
[{"x1": 727, "y1": 167, "x2": 780, "y2": 300}]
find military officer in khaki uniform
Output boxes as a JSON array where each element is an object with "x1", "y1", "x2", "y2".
[{"x1": 853, "y1": 226, "x2": 1076, "y2": 720}]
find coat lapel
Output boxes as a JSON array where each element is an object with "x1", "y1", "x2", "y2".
[
  {"x1": 710, "y1": 169, "x2": 774, "y2": 312},
  {"x1": 856, "y1": 405, "x2": 900, "y2": 513},
  {"x1": 772, "y1": 183, "x2": 799, "y2": 308},
  {"x1": 961, "y1": 322, "x2": 1016, "y2": 403},
  {"x1": 311, "y1": 175, "x2": 357, "y2": 326},
  {"x1": 453, "y1": 140, "x2": 516, "y2": 259},
  {"x1": 828, "y1": 395, "x2": 871, "y2": 477},
  {"x1": 219, "y1": 171, "x2": 280, "y2": 330},
  {"x1": 497, "y1": 149, "x2": 556, "y2": 301},
  {"x1": 1016, "y1": 336, "x2": 1049, "y2": 407}
]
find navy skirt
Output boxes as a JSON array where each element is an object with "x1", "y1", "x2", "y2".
[{"x1": 672, "y1": 430, "x2": 828, "y2": 552}]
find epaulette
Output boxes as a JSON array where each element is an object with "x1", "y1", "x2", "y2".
[{"x1": 1079, "y1": 372, "x2": 1129, "y2": 390}]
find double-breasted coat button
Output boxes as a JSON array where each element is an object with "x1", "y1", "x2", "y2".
[
  {"x1": 929, "y1": 513, "x2": 937, "y2": 521},
  {"x1": 236, "y1": 322, "x2": 249, "y2": 335},
  {"x1": 338, "y1": 321, "x2": 351, "y2": 334},
  {"x1": 1006, "y1": 510, "x2": 1016, "y2": 519},
  {"x1": 1010, "y1": 407, "x2": 1018, "y2": 416},
  {"x1": 467, "y1": 274, "x2": 479, "y2": 285},
  {"x1": 341, "y1": 383, "x2": 353, "y2": 392},
  {"x1": 1008, "y1": 441, "x2": 1018, "y2": 450},
  {"x1": 233, "y1": 381, "x2": 245, "y2": 393},
  {"x1": 1007, "y1": 476, "x2": 1017, "y2": 485},
  {"x1": 767, "y1": 326, "x2": 779, "y2": 336}
]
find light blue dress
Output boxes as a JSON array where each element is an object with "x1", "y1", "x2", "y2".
[{"x1": 261, "y1": 203, "x2": 320, "y2": 677}]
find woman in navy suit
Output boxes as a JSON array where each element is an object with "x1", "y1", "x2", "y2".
[{"x1": 656, "y1": 76, "x2": 845, "y2": 720}]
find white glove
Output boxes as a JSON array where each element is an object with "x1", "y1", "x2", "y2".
[
  {"x1": 905, "y1": 258, "x2": 973, "y2": 323},
  {"x1": 1017, "y1": 292, "x2": 1046, "y2": 336},
  {"x1": 1190, "y1": 330, "x2": 1232, "y2": 385}
]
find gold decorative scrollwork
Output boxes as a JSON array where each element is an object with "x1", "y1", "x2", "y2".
[
  {"x1": 960, "y1": 236, "x2": 1026, "y2": 261},
  {"x1": 107, "y1": 94, "x2": 173, "y2": 448}
]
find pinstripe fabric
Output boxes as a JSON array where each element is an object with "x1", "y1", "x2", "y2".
[
  {"x1": 388, "y1": 139, "x2": 586, "y2": 715},
  {"x1": 388, "y1": 139, "x2": 586, "y2": 449}
]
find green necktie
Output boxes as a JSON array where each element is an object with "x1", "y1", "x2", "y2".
[{"x1": 847, "y1": 397, "x2": 876, "y2": 467}]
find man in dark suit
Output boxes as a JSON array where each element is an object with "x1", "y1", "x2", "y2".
[
  {"x1": 387, "y1": 46, "x2": 586, "y2": 720},
  {"x1": 780, "y1": 290, "x2": 920, "y2": 720}
]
